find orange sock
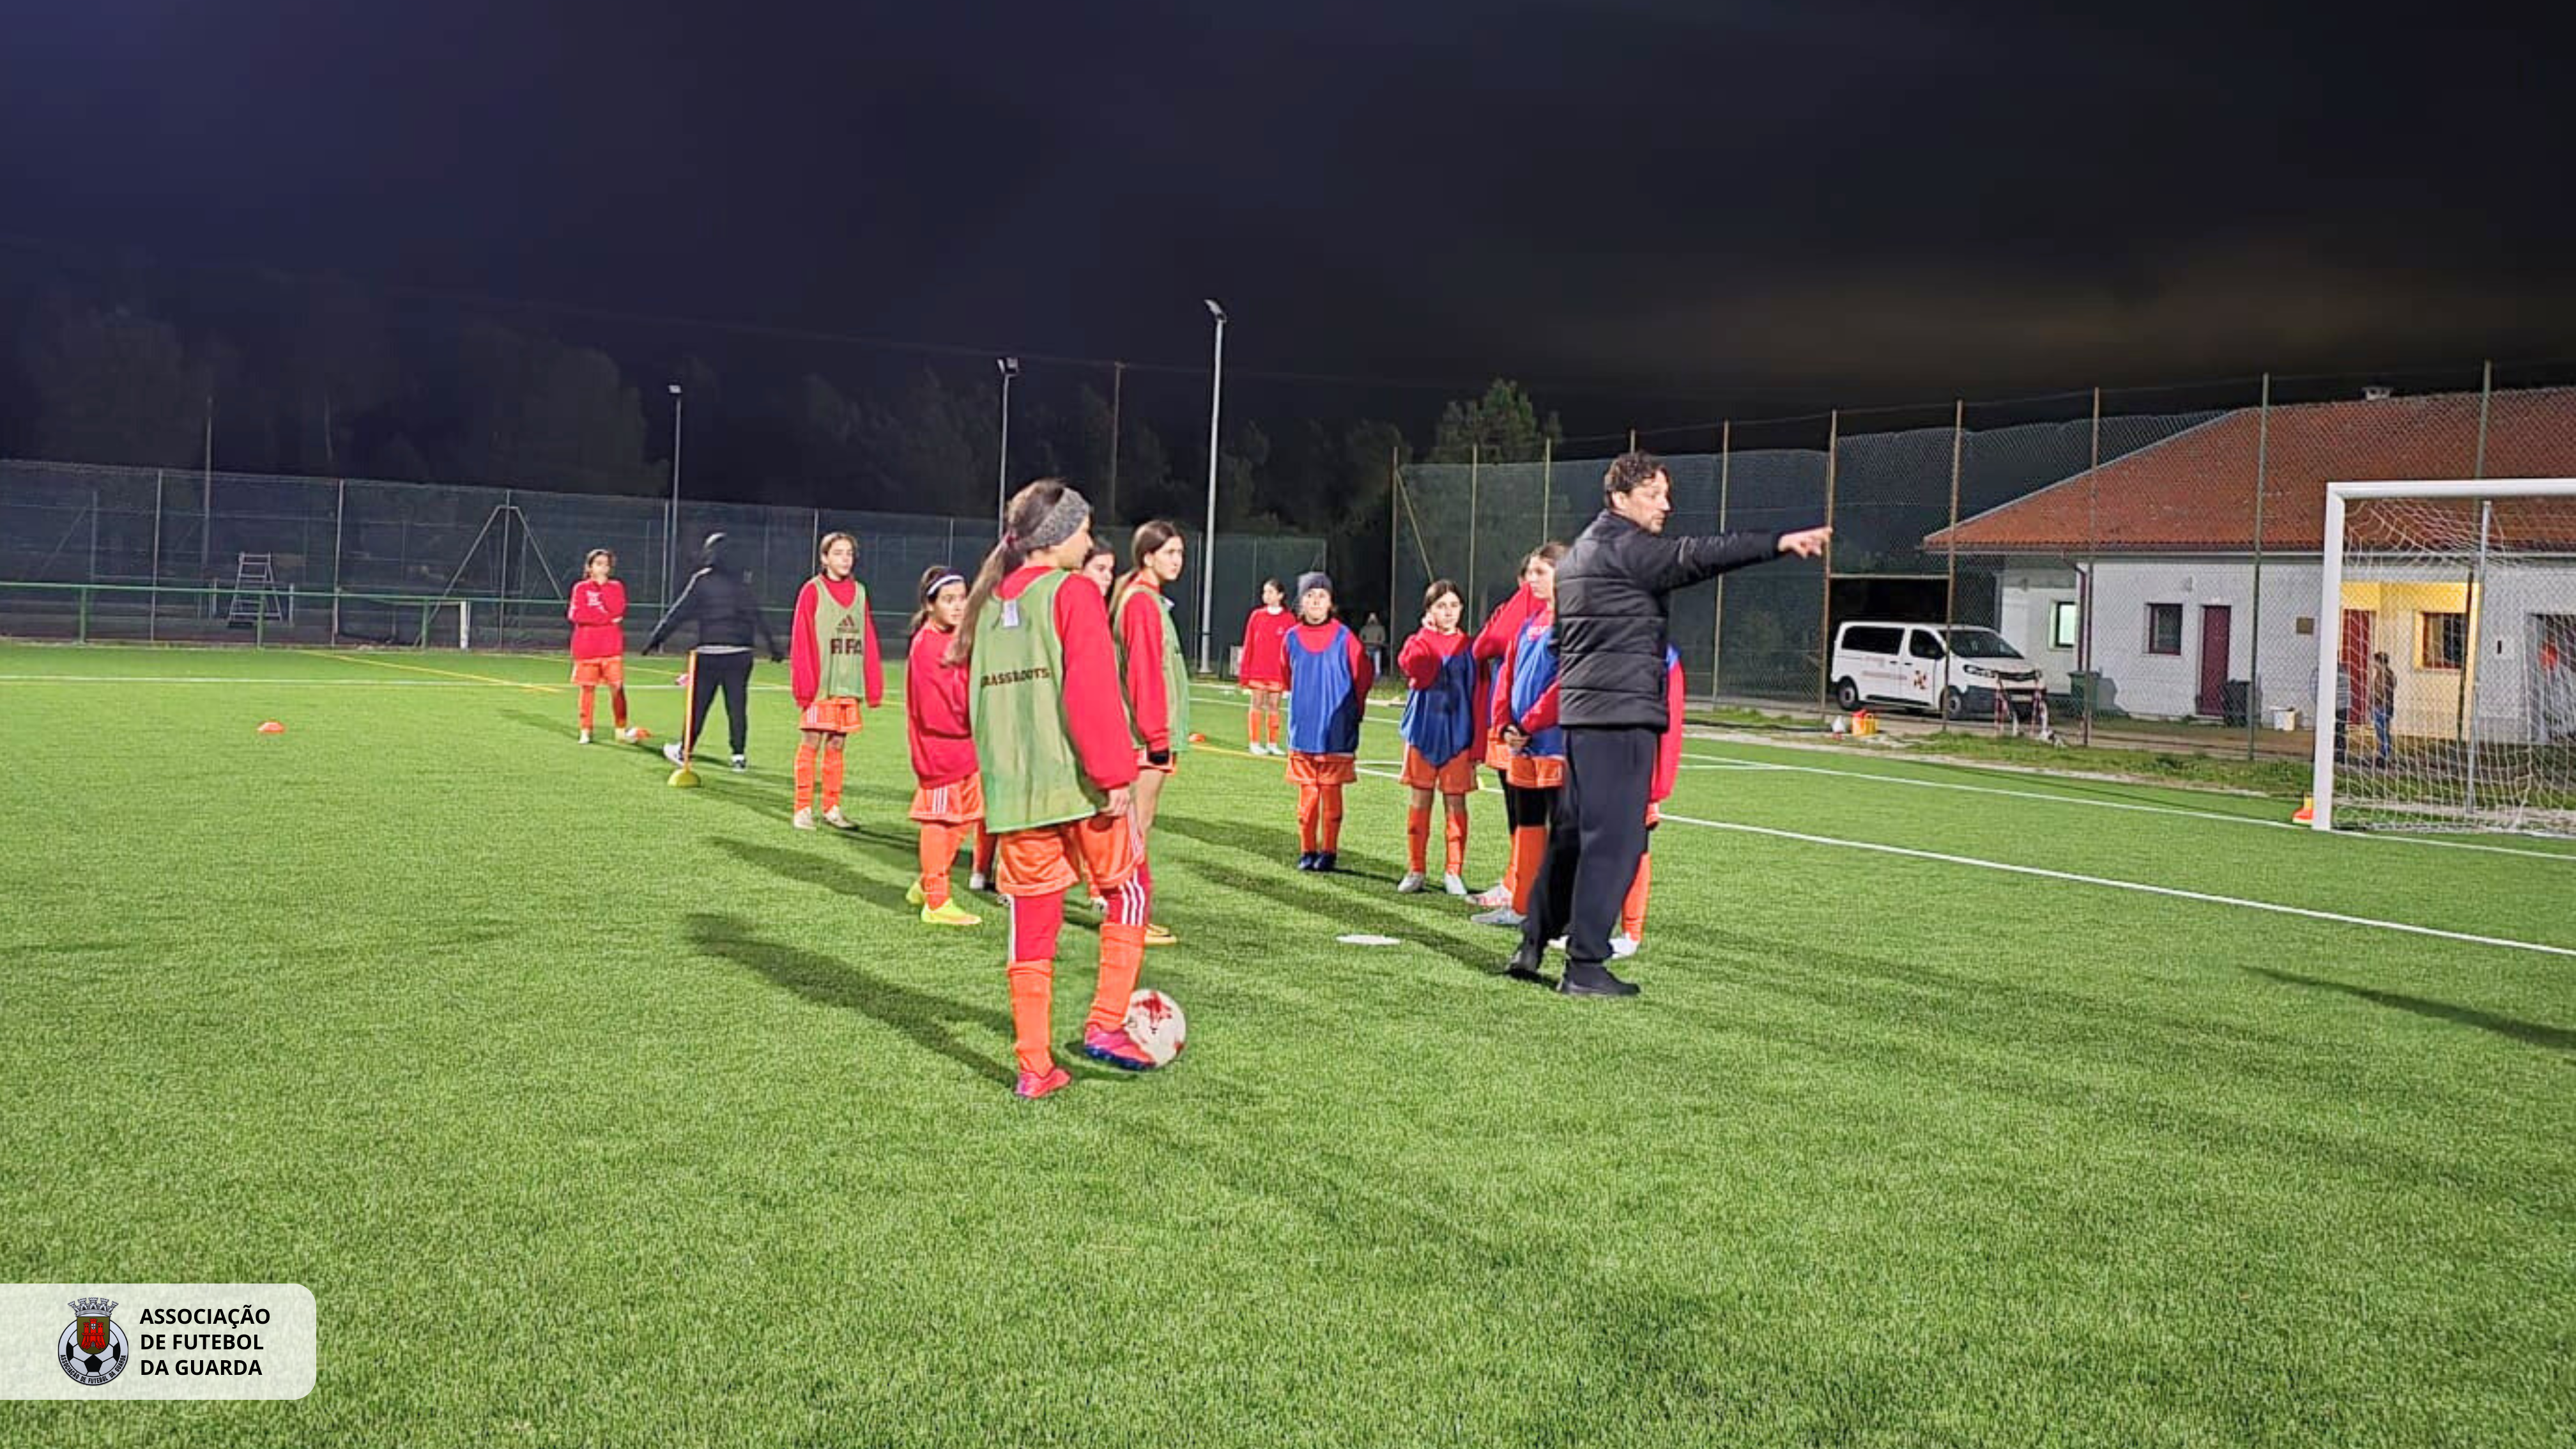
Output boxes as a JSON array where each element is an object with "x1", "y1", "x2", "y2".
[
  {"x1": 1247, "y1": 708, "x2": 1262, "y2": 748},
  {"x1": 1406, "y1": 804, "x2": 1432, "y2": 873},
  {"x1": 1297, "y1": 784, "x2": 1322, "y2": 854},
  {"x1": 1320, "y1": 785, "x2": 1346, "y2": 854},
  {"x1": 1089, "y1": 921, "x2": 1146, "y2": 1033},
  {"x1": 1621, "y1": 852, "x2": 1654, "y2": 943},
  {"x1": 610, "y1": 687, "x2": 629, "y2": 728},
  {"x1": 793, "y1": 740, "x2": 817, "y2": 810},
  {"x1": 1267, "y1": 709, "x2": 1283, "y2": 746},
  {"x1": 578, "y1": 686, "x2": 595, "y2": 732},
  {"x1": 1443, "y1": 806, "x2": 1469, "y2": 875},
  {"x1": 820, "y1": 747, "x2": 846, "y2": 811},
  {"x1": 919, "y1": 824, "x2": 958, "y2": 908},
  {"x1": 1509, "y1": 825, "x2": 1547, "y2": 915},
  {"x1": 1007, "y1": 961, "x2": 1056, "y2": 1076}
]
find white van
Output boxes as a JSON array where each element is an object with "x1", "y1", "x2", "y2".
[{"x1": 1830, "y1": 622, "x2": 2045, "y2": 716}]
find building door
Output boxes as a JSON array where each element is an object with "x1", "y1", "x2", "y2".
[
  {"x1": 2196, "y1": 605, "x2": 2233, "y2": 716},
  {"x1": 2340, "y1": 608, "x2": 2374, "y2": 717}
]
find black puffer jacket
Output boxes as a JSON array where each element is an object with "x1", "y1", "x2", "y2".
[
  {"x1": 1555, "y1": 509, "x2": 1779, "y2": 730},
  {"x1": 643, "y1": 538, "x2": 783, "y2": 658}
]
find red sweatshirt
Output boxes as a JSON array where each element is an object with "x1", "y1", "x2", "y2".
[
  {"x1": 1653, "y1": 657, "x2": 1685, "y2": 804},
  {"x1": 1397, "y1": 627, "x2": 1469, "y2": 689},
  {"x1": 1284, "y1": 618, "x2": 1376, "y2": 700},
  {"x1": 1473, "y1": 583, "x2": 1536, "y2": 751},
  {"x1": 567, "y1": 578, "x2": 627, "y2": 659},
  {"x1": 789, "y1": 575, "x2": 885, "y2": 710},
  {"x1": 1118, "y1": 576, "x2": 1176, "y2": 754},
  {"x1": 1497, "y1": 608, "x2": 1561, "y2": 736},
  {"x1": 905, "y1": 624, "x2": 977, "y2": 788},
  {"x1": 1239, "y1": 606, "x2": 1293, "y2": 684},
  {"x1": 997, "y1": 564, "x2": 1138, "y2": 795}
]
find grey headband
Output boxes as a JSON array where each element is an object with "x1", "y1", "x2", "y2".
[{"x1": 1011, "y1": 489, "x2": 1092, "y2": 554}]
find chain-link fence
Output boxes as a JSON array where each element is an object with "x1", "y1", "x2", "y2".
[
  {"x1": 1397, "y1": 371, "x2": 2576, "y2": 755},
  {"x1": 0, "y1": 459, "x2": 1321, "y2": 669}
]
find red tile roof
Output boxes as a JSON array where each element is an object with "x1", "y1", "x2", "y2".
[{"x1": 1924, "y1": 387, "x2": 2576, "y2": 554}]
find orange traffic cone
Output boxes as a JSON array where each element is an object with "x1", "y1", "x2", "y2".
[
  {"x1": 257, "y1": 720, "x2": 286, "y2": 734},
  {"x1": 2291, "y1": 795, "x2": 2314, "y2": 824}
]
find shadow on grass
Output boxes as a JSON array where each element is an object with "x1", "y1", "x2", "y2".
[
  {"x1": 684, "y1": 911, "x2": 1011, "y2": 1082},
  {"x1": 1158, "y1": 813, "x2": 1504, "y2": 977},
  {"x1": 2249, "y1": 966, "x2": 2576, "y2": 1054},
  {"x1": 714, "y1": 837, "x2": 913, "y2": 914}
]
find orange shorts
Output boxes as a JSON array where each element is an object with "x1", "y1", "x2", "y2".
[
  {"x1": 910, "y1": 774, "x2": 985, "y2": 825},
  {"x1": 570, "y1": 657, "x2": 625, "y2": 687},
  {"x1": 799, "y1": 696, "x2": 864, "y2": 733},
  {"x1": 1400, "y1": 746, "x2": 1478, "y2": 795},
  {"x1": 995, "y1": 814, "x2": 1140, "y2": 900},
  {"x1": 1484, "y1": 736, "x2": 1514, "y2": 772},
  {"x1": 1137, "y1": 748, "x2": 1177, "y2": 776},
  {"x1": 1506, "y1": 753, "x2": 1566, "y2": 790},
  {"x1": 1287, "y1": 752, "x2": 1357, "y2": 786},
  {"x1": 1241, "y1": 677, "x2": 1285, "y2": 693}
]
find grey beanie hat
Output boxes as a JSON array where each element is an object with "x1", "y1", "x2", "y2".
[{"x1": 1295, "y1": 571, "x2": 1334, "y2": 599}]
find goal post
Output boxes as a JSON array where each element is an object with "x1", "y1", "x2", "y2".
[{"x1": 2311, "y1": 478, "x2": 2576, "y2": 835}]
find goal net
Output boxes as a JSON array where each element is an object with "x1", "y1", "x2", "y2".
[{"x1": 2311, "y1": 479, "x2": 2576, "y2": 835}]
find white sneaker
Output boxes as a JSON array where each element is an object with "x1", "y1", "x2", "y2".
[
  {"x1": 1470, "y1": 906, "x2": 1524, "y2": 928},
  {"x1": 1611, "y1": 934, "x2": 1640, "y2": 959},
  {"x1": 821, "y1": 806, "x2": 855, "y2": 830},
  {"x1": 1395, "y1": 871, "x2": 1426, "y2": 894},
  {"x1": 1472, "y1": 884, "x2": 1512, "y2": 909},
  {"x1": 615, "y1": 727, "x2": 641, "y2": 744},
  {"x1": 730, "y1": 755, "x2": 748, "y2": 772},
  {"x1": 792, "y1": 808, "x2": 815, "y2": 831},
  {"x1": 663, "y1": 742, "x2": 687, "y2": 768},
  {"x1": 1549, "y1": 936, "x2": 1567, "y2": 951},
  {"x1": 578, "y1": 729, "x2": 592, "y2": 744},
  {"x1": 967, "y1": 871, "x2": 992, "y2": 893},
  {"x1": 1086, "y1": 896, "x2": 1108, "y2": 915},
  {"x1": 1443, "y1": 873, "x2": 1472, "y2": 898}
]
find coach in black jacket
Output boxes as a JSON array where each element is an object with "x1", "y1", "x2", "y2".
[
  {"x1": 1508, "y1": 452, "x2": 1828, "y2": 996},
  {"x1": 641, "y1": 532, "x2": 785, "y2": 770}
]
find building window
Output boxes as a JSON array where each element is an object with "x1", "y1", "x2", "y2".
[
  {"x1": 2049, "y1": 601, "x2": 2080, "y2": 650},
  {"x1": 2146, "y1": 603, "x2": 2183, "y2": 656},
  {"x1": 2419, "y1": 611, "x2": 2466, "y2": 670}
]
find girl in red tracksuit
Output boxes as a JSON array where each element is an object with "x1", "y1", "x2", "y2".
[
  {"x1": 906, "y1": 566, "x2": 988, "y2": 928},
  {"x1": 1618, "y1": 645, "x2": 1689, "y2": 954},
  {"x1": 1114, "y1": 520, "x2": 1190, "y2": 947},
  {"x1": 949, "y1": 479, "x2": 1161, "y2": 1101},
  {"x1": 567, "y1": 549, "x2": 636, "y2": 744},
  {"x1": 1239, "y1": 579, "x2": 1293, "y2": 755},
  {"x1": 1469, "y1": 544, "x2": 1564, "y2": 917},
  {"x1": 789, "y1": 532, "x2": 885, "y2": 831}
]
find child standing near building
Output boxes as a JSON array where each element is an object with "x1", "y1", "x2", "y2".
[
  {"x1": 567, "y1": 549, "x2": 639, "y2": 744},
  {"x1": 1395, "y1": 578, "x2": 1476, "y2": 897},
  {"x1": 1239, "y1": 579, "x2": 1293, "y2": 755},
  {"x1": 1281, "y1": 571, "x2": 1374, "y2": 872},
  {"x1": 951, "y1": 480, "x2": 1162, "y2": 1100},
  {"x1": 789, "y1": 532, "x2": 885, "y2": 831},
  {"x1": 905, "y1": 566, "x2": 984, "y2": 928}
]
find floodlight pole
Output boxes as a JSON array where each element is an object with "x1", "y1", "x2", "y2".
[
  {"x1": 665, "y1": 384, "x2": 684, "y2": 602},
  {"x1": 1199, "y1": 300, "x2": 1227, "y2": 675},
  {"x1": 996, "y1": 357, "x2": 1020, "y2": 530}
]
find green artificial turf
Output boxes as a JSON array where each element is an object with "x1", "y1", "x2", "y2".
[{"x1": 3, "y1": 642, "x2": 2570, "y2": 1446}]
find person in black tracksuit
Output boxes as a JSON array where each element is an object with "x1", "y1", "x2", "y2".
[
  {"x1": 1508, "y1": 452, "x2": 1830, "y2": 997},
  {"x1": 641, "y1": 532, "x2": 785, "y2": 770}
]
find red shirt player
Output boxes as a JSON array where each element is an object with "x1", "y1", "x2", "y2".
[
  {"x1": 1239, "y1": 579, "x2": 1294, "y2": 756},
  {"x1": 788, "y1": 532, "x2": 885, "y2": 831},
  {"x1": 567, "y1": 549, "x2": 636, "y2": 744}
]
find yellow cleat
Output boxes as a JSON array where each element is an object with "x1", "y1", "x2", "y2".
[
  {"x1": 1144, "y1": 923, "x2": 1178, "y2": 947},
  {"x1": 906, "y1": 880, "x2": 926, "y2": 907},
  {"x1": 921, "y1": 901, "x2": 983, "y2": 928}
]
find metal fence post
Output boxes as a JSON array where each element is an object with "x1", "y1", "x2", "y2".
[
  {"x1": 1467, "y1": 442, "x2": 1480, "y2": 616},
  {"x1": 2246, "y1": 373, "x2": 2271, "y2": 758},
  {"x1": 1940, "y1": 401, "x2": 1964, "y2": 733},
  {"x1": 332, "y1": 479, "x2": 345, "y2": 643},
  {"x1": 149, "y1": 470, "x2": 163, "y2": 643},
  {"x1": 1712, "y1": 420, "x2": 1731, "y2": 696},
  {"x1": 1818, "y1": 410, "x2": 1839, "y2": 708},
  {"x1": 2080, "y1": 386, "x2": 2101, "y2": 747}
]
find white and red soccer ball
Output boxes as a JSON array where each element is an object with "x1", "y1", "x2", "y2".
[{"x1": 1123, "y1": 989, "x2": 1186, "y2": 1066}]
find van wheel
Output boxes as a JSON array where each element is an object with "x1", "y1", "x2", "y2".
[
  {"x1": 1942, "y1": 686, "x2": 1965, "y2": 717},
  {"x1": 1834, "y1": 678, "x2": 1861, "y2": 712}
]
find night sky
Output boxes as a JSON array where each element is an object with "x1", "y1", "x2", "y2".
[{"x1": 3, "y1": 1, "x2": 2567, "y2": 421}]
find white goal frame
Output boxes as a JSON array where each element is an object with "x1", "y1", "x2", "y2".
[{"x1": 2310, "y1": 477, "x2": 2576, "y2": 831}]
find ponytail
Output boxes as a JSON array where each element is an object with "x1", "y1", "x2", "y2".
[{"x1": 946, "y1": 479, "x2": 1073, "y2": 667}]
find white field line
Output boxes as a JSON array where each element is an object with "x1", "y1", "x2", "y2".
[
  {"x1": 1675, "y1": 747, "x2": 2576, "y2": 864},
  {"x1": 1335, "y1": 760, "x2": 2576, "y2": 960}
]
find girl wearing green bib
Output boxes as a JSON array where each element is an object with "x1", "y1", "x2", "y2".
[{"x1": 789, "y1": 532, "x2": 884, "y2": 830}]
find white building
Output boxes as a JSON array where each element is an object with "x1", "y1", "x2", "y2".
[{"x1": 1928, "y1": 388, "x2": 2576, "y2": 736}]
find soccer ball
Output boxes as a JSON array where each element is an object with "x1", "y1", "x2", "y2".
[{"x1": 1123, "y1": 989, "x2": 1186, "y2": 1066}]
